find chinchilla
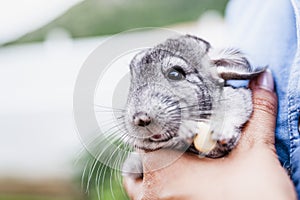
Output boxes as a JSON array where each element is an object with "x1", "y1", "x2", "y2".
[{"x1": 121, "y1": 34, "x2": 266, "y2": 178}]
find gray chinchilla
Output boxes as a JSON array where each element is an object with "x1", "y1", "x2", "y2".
[{"x1": 121, "y1": 34, "x2": 266, "y2": 178}]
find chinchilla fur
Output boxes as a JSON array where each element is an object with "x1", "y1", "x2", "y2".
[{"x1": 121, "y1": 34, "x2": 266, "y2": 177}]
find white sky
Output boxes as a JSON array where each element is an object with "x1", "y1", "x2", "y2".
[{"x1": 0, "y1": 0, "x2": 83, "y2": 44}]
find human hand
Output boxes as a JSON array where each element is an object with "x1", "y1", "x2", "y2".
[{"x1": 123, "y1": 70, "x2": 297, "y2": 200}]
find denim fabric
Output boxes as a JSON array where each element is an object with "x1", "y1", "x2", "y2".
[
  {"x1": 226, "y1": 0, "x2": 300, "y2": 197},
  {"x1": 289, "y1": 0, "x2": 300, "y2": 196}
]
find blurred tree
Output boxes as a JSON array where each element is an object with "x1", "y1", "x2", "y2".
[{"x1": 7, "y1": 0, "x2": 228, "y2": 45}]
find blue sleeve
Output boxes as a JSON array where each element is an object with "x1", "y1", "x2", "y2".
[{"x1": 226, "y1": 0, "x2": 300, "y2": 198}]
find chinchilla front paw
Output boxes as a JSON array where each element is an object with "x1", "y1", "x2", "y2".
[{"x1": 122, "y1": 153, "x2": 143, "y2": 179}]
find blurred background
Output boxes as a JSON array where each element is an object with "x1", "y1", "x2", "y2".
[{"x1": 0, "y1": 0, "x2": 229, "y2": 199}]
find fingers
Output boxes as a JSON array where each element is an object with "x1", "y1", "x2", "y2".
[
  {"x1": 122, "y1": 150, "x2": 179, "y2": 200},
  {"x1": 237, "y1": 69, "x2": 278, "y2": 152},
  {"x1": 123, "y1": 175, "x2": 143, "y2": 200},
  {"x1": 123, "y1": 69, "x2": 279, "y2": 200},
  {"x1": 123, "y1": 150, "x2": 183, "y2": 200}
]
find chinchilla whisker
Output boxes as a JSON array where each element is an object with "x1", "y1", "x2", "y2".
[
  {"x1": 164, "y1": 103, "x2": 203, "y2": 113},
  {"x1": 81, "y1": 158, "x2": 92, "y2": 194},
  {"x1": 94, "y1": 136, "x2": 129, "y2": 198},
  {"x1": 186, "y1": 118, "x2": 208, "y2": 122},
  {"x1": 85, "y1": 158, "x2": 96, "y2": 193},
  {"x1": 181, "y1": 111, "x2": 212, "y2": 117},
  {"x1": 99, "y1": 132, "x2": 130, "y2": 165},
  {"x1": 164, "y1": 107, "x2": 180, "y2": 114},
  {"x1": 168, "y1": 116, "x2": 182, "y2": 121},
  {"x1": 109, "y1": 172, "x2": 117, "y2": 200},
  {"x1": 96, "y1": 161, "x2": 105, "y2": 200},
  {"x1": 145, "y1": 126, "x2": 157, "y2": 136},
  {"x1": 88, "y1": 132, "x2": 119, "y2": 148},
  {"x1": 94, "y1": 104, "x2": 126, "y2": 111},
  {"x1": 176, "y1": 95, "x2": 213, "y2": 103},
  {"x1": 116, "y1": 115, "x2": 125, "y2": 120},
  {"x1": 99, "y1": 121, "x2": 124, "y2": 130},
  {"x1": 85, "y1": 161, "x2": 96, "y2": 195},
  {"x1": 74, "y1": 148, "x2": 86, "y2": 165},
  {"x1": 180, "y1": 106, "x2": 212, "y2": 112},
  {"x1": 82, "y1": 127, "x2": 112, "y2": 151},
  {"x1": 176, "y1": 122, "x2": 195, "y2": 137},
  {"x1": 115, "y1": 169, "x2": 125, "y2": 197},
  {"x1": 180, "y1": 103, "x2": 200, "y2": 108},
  {"x1": 179, "y1": 114, "x2": 202, "y2": 120},
  {"x1": 111, "y1": 138, "x2": 131, "y2": 198},
  {"x1": 86, "y1": 148, "x2": 108, "y2": 193},
  {"x1": 87, "y1": 129, "x2": 126, "y2": 180},
  {"x1": 80, "y1": 164, "x2": 87, "y2": 192},
  {"x1": 100, "y1": 121, "x2": 126, "y2": 132},
  {"x1": 97, "y1": 116, "x2": 116, "y2": 124},
  {"x1": 97, "y1": 118, "x2": 123, "y2": 127},
  {"x1": 99, "y1": 123, "x2": 126, "y2": 137},
  {"x1": 109, "y1": 143, "x2": 127, "y2": 200},
  {"x1": 96, "y1": 137, "x2": 128, "y2": 200},
  {"x1": 98, "y1": 157, "x2": 112, "y2": 200},
  {"x1": 94, "y1": 110, "x2": 124, "y2": 113},
  {"x1": 91, "y1": 133, "x2": 118, "y2": 148},
  {"x1": 94, "y1": 138, "x2": 126, "y2": 199},
  {"x1": 179, "y1": 104, "x2": 203, "y2": 110},
  {"x1": 96, "y1": 118, "x2": 125, "y2": 129}
]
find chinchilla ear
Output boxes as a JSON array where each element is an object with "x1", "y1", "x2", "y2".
[
  {"x1": 185, "y1": 34, "x2": 211, "y2": 53},
  {"x1": 209, "y1": 48, "x2": 267, "y2": 80}
]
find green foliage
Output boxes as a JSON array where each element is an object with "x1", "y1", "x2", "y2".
[
  {"x1": 75, "y1": 151, "x2": 130, "y2": 200},
  {"x1": 84, "y1": 161, "x2": 129, "y2": 200},
  {"x1": 10, "y1": 0, "x2": 228, "y2": 45}
]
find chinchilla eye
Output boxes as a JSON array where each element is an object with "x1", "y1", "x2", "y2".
[{"x1": 166, "y1": 66, "x2": 186, "y2": 81}]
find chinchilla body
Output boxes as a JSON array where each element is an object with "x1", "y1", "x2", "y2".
[{"x1": 121, "y1": 34, "x2": 265, "y2": 177}]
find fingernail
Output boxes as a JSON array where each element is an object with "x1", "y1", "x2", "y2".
[{"x1": 256, "y1": 69, "x2": 274, "y2": 92}]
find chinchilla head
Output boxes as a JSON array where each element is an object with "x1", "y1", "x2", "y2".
[{"x1": 123, "y1": 34, "x2": 265, "y2": 151}]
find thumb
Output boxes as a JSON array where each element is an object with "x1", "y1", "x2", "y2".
[{"x1": 237, "y1": 69, "x2": 278, "y2": 152}]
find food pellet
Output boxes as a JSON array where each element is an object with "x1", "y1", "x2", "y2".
[{"x1": 193, "y1": 122, "x2": 216, "y2": 153}]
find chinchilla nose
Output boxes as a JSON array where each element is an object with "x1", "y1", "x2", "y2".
[{"x1": 133, "y1": 112, "x2": 151, "y2": 127}]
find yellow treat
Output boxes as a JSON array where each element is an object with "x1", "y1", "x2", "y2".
[{"x1": 193, "y1": 122, "x2": 216, "y2": 153}]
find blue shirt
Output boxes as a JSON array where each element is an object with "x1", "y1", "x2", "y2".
[{"x1": 226, "y1": 0, "x2": 300, "y2": 197}]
